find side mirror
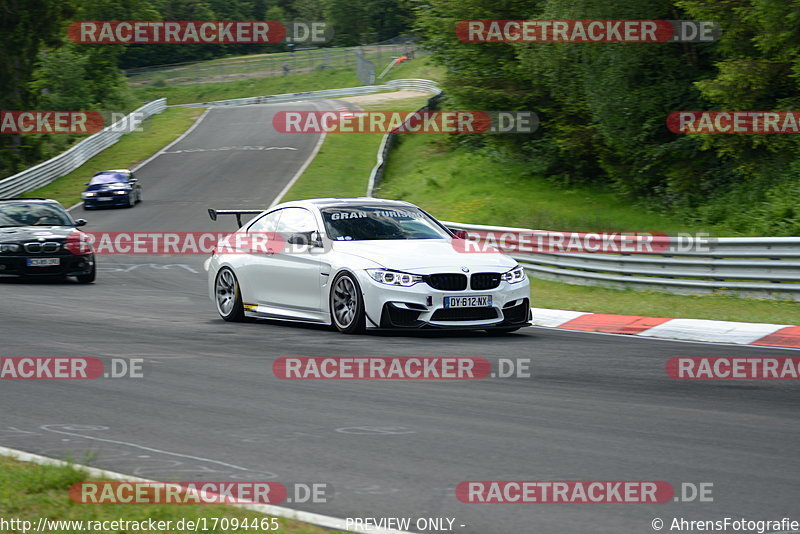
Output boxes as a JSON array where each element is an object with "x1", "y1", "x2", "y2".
[
  {"x1": 129, "y1": 178, "x2": 137, "y2": 183},
  {"x1": 287, "y1": 233, "x2": 307, "y2": 245},
  {"x1": 74, "y1": 219, "x2": 87, "y2": 227},
  {"x1": 84, "y1": 182, "x2": 90, "y2": 185},
  {"x1": 450, "y1": 229, "x2": 469, "y2": 240},
  {"x1": 287, "y1": 231, "x2": 323, "y2": 247}
]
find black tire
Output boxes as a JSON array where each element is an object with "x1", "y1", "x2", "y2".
[
  {"x1": 485, "y1": 327, "x2": 520, "y2": 335},
  {"x1": 126, "y1": 194, "x2": 135, "y2": 208},
  {"x1": 82, "y1": 204, "x2": 92, "y2": 211},
  {"x1": 215, "y1": 267, "x2": 246, "y2": 322},
  {"x1": 136, "y1": 189, "x2": 142, "y2": 203},
  {"x1": 330, "y1": 271, "x2": 366, "y2": 334},
  {"x1": 75, "y1": 264, "x2": 96, "y2": 284}
]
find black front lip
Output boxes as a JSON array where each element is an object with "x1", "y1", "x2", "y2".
[{"x1": 0, "y1": 254, "x2": 94, "y2": 277}]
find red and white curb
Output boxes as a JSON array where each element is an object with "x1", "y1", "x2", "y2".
[{"x1": 532, "y1": 308, "x2": 800, "y2": 349}]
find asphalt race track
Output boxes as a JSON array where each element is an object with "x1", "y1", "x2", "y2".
[{"x1": 1, "y1": 101, "x2": 798, "y2": 534}]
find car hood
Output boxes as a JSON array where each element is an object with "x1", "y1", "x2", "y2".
[
  {"x1": 85, "y1": 183, "x2": 130, "y2": 192},
  {"x1": 0, "y1": 226, "x2": 78, "y2": 242},
  {"x1": 332, "y1": 239, "x2": 517, "y2": 271}
]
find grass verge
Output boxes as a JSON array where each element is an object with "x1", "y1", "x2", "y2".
[
  {"x1": 0, "y1": 456, "x2": 339, "y2": 534},
  {"x1": 130, "y1": 56, "x2": 442, "y2": 107},
  {"x1": 376, "y1": 135, "x2": 700, "y2": 234},
  {"x1": 377, "y1": 135, "x2": 799, "y2": 323},
  {"x1": 21, "y1": 107, "x2": 204, "y2": 208},
  {"x1": 531, "y1": 278, "x2": 799, "y2": 324},
  {"x1": 281, "y1": 95, "x2": 430, "y2": 202}
]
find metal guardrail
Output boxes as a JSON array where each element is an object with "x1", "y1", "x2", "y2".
[
  {"x1": 0, "y1": 99, "x2": 167, "y2": 199},
  {"x1": 0, "y1": 80, "x2": 439, "y2": 198},
  {"x1": 441, "y1": 221, "x2": 800, "y2": 300},
  {"x1": 366, "y1": 80, "x2": 444, "y2": 196},
  {"x1": 173, "y1": 78, "x2": 442, "y2": 109}
]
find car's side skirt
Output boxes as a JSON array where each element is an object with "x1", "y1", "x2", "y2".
[{"x1": 243, "y1": 302, "x2": 329, "y2": 324}]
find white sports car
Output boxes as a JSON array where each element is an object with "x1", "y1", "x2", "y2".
[{"x1": 206, "y1": 198, "x2": 531, "y2": 334}]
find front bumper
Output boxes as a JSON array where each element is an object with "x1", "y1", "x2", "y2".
[
  {"x1": 83, "y1": 194, "x2": 130, "y2": 208},
  {"x1": 358, "y1": 272, "x2": 531, "y2": 330},
  {"x1": 0, "y1": 254, "x2": 94, "y2": 277}
]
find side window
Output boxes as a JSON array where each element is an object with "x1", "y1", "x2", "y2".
[
  {"x1": 275, "y1": 208, "x2": 318, "y2": 234},
  {"x1": 248, "y1": 210, "x2": 282, "y2": 233}
]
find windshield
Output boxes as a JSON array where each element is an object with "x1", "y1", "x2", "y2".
[
  {"x1": 0, "y1": 202, "x2": 73, "y2": 227},
  {"x1": 320, "y1": 206, "x2": 450, "y2": 241},
  {"x1": 90, "y1": 173, "x2": 128, "y2": 185}
]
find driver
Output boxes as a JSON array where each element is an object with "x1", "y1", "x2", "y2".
[{"x1": 30, "y1": 206, "x2": 61, "y2": 226}]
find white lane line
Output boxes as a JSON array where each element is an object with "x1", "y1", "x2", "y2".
[
  {"x1": 268, "y1": 100, "x2": 327, "y2": 209},
  {"x1": 0, "y1": 446, "x2": 415, "y2": 534},
  {"x1": 39, "y1": 425, "x2": 267, "y2": 474},
  {"x1": 67, "y1": 107, "x2": 212, "y2": 212},
  {"x1": 133, "y1": 107, "x2": 212, "y2": 172}
]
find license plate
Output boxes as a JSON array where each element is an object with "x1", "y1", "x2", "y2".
[
  {"x1": 98, "y1": 197, "x2": 112, "y2": 201},
  {"x1": 27, "y1": 258, "x2": 60, "y2": 267},
  {"x1": 444, "y1": 295, "x2": 491, "y2": 308}
]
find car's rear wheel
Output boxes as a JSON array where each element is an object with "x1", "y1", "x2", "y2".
[
  {"x1": 330, "y1": 272, "x2": 365, "y2": 334},
  {"x1": 75, "y1": 264, "x2": 96, "y2": 284},
  {"x1": 215, "y1": 267, "x2": 246, "y2": 322}
]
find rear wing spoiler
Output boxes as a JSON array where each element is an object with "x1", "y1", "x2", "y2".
[{"x1": 208, "y1": 208, "x2": 265, "y2": 227}]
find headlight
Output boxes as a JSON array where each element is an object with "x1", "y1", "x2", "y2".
[
  {"x1": 501, "y1": 265, "x2": 526, "y2": 283},
  {"x1": 0, "y1": 243, "x2": 20, "y2": 253},
  {"x1": 82, "y1": 192, "x2": 97, "y2": 198},
  {"x1": 113, "y1": 190, "x2": 128, "y2": 195},
  {"x1": 366, "y1": 269, "x2": 423, "y2": 287}
]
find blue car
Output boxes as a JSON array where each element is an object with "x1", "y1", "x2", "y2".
[{"x1": 81, "y1": 169, "x2": 142, "y2": 210}]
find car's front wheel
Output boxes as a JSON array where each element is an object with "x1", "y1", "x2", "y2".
[
  {"x1": 75, "y1": 264, "x2": 96, "y2": 284},
  {"x1": 330, "y1": 272, "x2": 366, "y2": 334},
  {"x1": 215, "y1": 267, "x2": 246, "y2": 322}
]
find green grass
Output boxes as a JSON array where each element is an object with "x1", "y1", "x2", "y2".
[
  {"x1": 130, "y1": 56, "x2": 442, "y2": 107},
  {"x1": 132, "y1": 69, "x2": 361, "y2": 106},
  {"x1": 377, "y1": 132, "x2": 799, "y2": 322},
  {"x1": 21, "y1": 107, "x2": 203, "y2": 208},
  {"x1": 0, "y1": 456, "x2": 339, "y2": 534},
  {"x1": 281, "y1": 96, "x2": 431, "y2": 201},
  {"x1": 376, "y1": 135, "x2": 702, "y2": 234},
  {"x1": 531, "y1": 277, "x2": 799, "y2": 324}
]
